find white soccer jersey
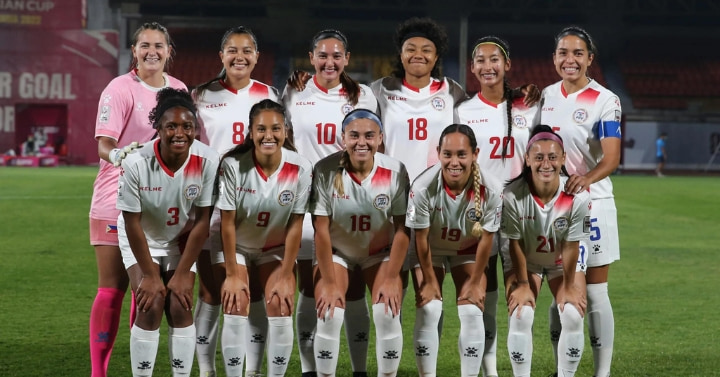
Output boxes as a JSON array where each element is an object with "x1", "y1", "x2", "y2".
[
  {"x1": 502, "y1": 176, "x2": 591, "y2": 268},
  {"x1": 117, "y1": 139, "x2": 220, "y2": 255},
  {"x1": 282, "y1": 76, "x2": 378, "y2": 164},
  {"x1": 455, "y1": 93, "x2": 541, "y2": 191},
  {"x1": 195, "y1": 79, "x2": 279, "y2": 155},
  {"x1": 541, "y1": 79, "x2": 622, "y2": 199},
  {"x1": 371, "y1": 76, "x2": 467, "y2": 181},
  {"x1": 311, "y1": 151, "x2": 409, "y2": 258},
  {"x1": 405, "y1": 164, "x2": 502, "y2": 256},
  {"x1": 215, "y1": 148, "x2": 313, "y2": 253}
]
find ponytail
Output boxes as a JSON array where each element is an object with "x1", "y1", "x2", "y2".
[
  {"x1": 333, "y1": 150, "x2": 351, "y2": 196},
  {"x1": 339, "y1": 71, "x2": 360, "y2": 106}
]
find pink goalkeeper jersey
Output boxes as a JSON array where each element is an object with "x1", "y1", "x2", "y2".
[
  {"x1": 455, "y1": 93, "x2": 540, "y2": 191},
  {"x1": 116, "y1": 139, "x2": 219, "y2": 255},
  {"x1": 215, "y1": 148, "x2": 313, "y2": 254},
  {"x1": 90, "y1": 70, "x2": 186, "y2": 220},
  {"x1": 502, "y1": 176, "x2": 591, "y2": 267},
  {"x1": 196, "y1": 79, "x2": 279, "y2": 155}
]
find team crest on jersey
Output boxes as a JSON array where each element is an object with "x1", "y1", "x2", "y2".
[
  {"x1": 373, "y1": 193, "x2": 390, "y2": 210},
  {"x1": 278, "y1": 190, "x2": 295, "y2": 206},
  {"x1": 431, "y1": 96, "x2": 445, "y2": 111},
  {"x1": 572, "y1": 108, "x2": 588, "y2": 124},
  {"x1": 512, "y1": 115, "x2": 528, "y2": 129},
  {"x1": 466, "y1": 207, "x2": 482, "y2": 222},
  {"x1": 184, "y1": 184, "x2": 200, "y2": 200},
  {"x1": 341, "y1": 103, "x2": 354, "y2": 115},
  {"x1": 553, "y1": 216, "x2": 569, "y2": 231}
]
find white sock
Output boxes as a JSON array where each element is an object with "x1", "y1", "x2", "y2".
[
  {"x1": 296, "y1": 293, "x2": 317, "y2": 373},
  {"x1": 314, "y1": 307, "x2": 345, "y2": 377},
  {"x1": 246, "y1": 300, "x2": 268, "y2": 375},
  {"x1": 266, "y1": 316, "x2": 293, "y2": 377},
  {"x1": 507, "y1": 306, "x2": 534, "y2": 377},
  {"x1": 549, "y1": 298, "x2": 562, "y2": 369},
  {"x1": 344, "y1": 298, "x2": 369, "y2": 373},
  {"x1": 414, "y1": 299, "x2": 443, "y2": 377},
  {"x1": 130, "y1": 325, "x2": 160, "y2": 377},
  {"x1": 587, "y1": 282, "x2": 614, "y2": 377},
  {"x1": 482, "y1": 290, "x2": 498, "y2": 377},
  {"x1": 558, "y1": 304, "x2": 584, "y2": 377},
  {"x1": 194, "y1": 299, "x2": 221, "y2": 375},
  {"x1": 169, "y1": 325, "x2": 196, "y2": 376},
  {"x1": 372, "y1": 303, "x2": 403, "y2": 376},
  {"x1": 221, "y1": 314, "x2": 247, "y2": 377},
  {"x1": 458, "y1": 304, "x2": 484, "y2": 377}
]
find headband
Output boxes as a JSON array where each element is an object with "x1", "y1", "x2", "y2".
[
  {"x1": 401, "y1": 31, "x2": 431, "y2": 45},
  {"x1": 341, "y1": 109, "x2": 383, "y2": 132},
  {"x1": 472, "y1": 41, "x2": 509, "y2": 60},
  {"x1": 526, "y1": 132, "x2": 564, "y2": 153}
]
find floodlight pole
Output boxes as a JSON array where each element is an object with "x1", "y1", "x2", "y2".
[{"x1": 459, "y1": 15, "x2": 468, "y2": 89}]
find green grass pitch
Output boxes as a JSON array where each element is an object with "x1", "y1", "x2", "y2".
[{"x1": 1, "y1": 166, "x2": 718, "y2": 376}]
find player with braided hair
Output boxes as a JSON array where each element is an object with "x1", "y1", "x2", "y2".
[
  {"x1": 454, "y1": 35, "x2": 541, "y2": 377},
  {"x1": 405, "y1": 124, "x2": 502, "y2": 377},
  {"x1": 89, "y1": 21, "x2": 186, "y2": 377},
  {"x1": 502, "y1": 124, "x2": 589, "y2": 377},
  {"x1": 311, "y1": 109, "x2": 409, "y2": 377},
  {"x1": 117, "y1": 87, "x2": 219, "y2": 376}
]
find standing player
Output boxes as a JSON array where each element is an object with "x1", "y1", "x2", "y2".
[
  {"x1": 89, "y1": 22, "x2": 186, "y2": 377},
  {"x1": 541, "y1": 26, "x2": 621, "y2": 377},
  {"x1": 282, "y1": 29, "x2": 378, "y2": 377},
  {"x1": 311, "y1": 109, "x2": 409, "y2": 377},
  {"x1": 215, "y1": 99, "x2": 311, "y2": 377},
  {"x1": 503, "y1": 125, "x2": 589, "y2": 377},
  {"x1": 655, "y1": 132, "x2": 667, "y2": 177},
  {"x1": 406, "y1": 124, "x2": 502, "y2": 377},
  {"x1": 117, "y1": 88, "x2": 219, "y2": 376},
  {"x1": 371, "y1": 17, "x2": 467, "y2": 182},
  {"x1": 193, "y1": 26, "x2": 279, "y2": 377},
  {"x1": 454, "y1": 36, "x2": 540, "y2": 377}
]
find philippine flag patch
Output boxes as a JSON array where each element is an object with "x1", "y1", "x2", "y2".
[{"x1": 106, "y1": 224, "x2": 118, "y2": 234}]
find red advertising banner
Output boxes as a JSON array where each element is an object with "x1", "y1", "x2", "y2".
[
  {"x1": 0, "y1": 0, "x2": 86, "y2": 29},
  {"x1": 0, "y1": 28, "x2": 118, "y2": 165}
]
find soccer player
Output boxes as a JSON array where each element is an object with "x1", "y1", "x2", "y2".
[
  {"x1": 193, "y1": 26, "x2": 280, "y2": 377},
  {"x1": 215, "y1": 99, "x2": 312, "y2": 377},
  {"x1": 311, "y1": 109, "x2": 409, "y2": 377},
  {"x1": 541, "y1": 26, "x2": 622, "y2": 377},
  {"x1": 117, "y1": 88, "x2": 219, "y2": 376},
  {"x1": 503, "y1": 125, "x2": 589, "y2": 377},
  {"x1": 89, "y1": 22, "x2": 186, "y2": 377},
  {"x1": 406, "y1": 124, "x2": 502, "y2": 377},
  {"x1": 454, "y1": 35, "x2": 541, "y2": 377},
  {"x1": 282, "y1": 29, "x2": 378, "y2": 377}
]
